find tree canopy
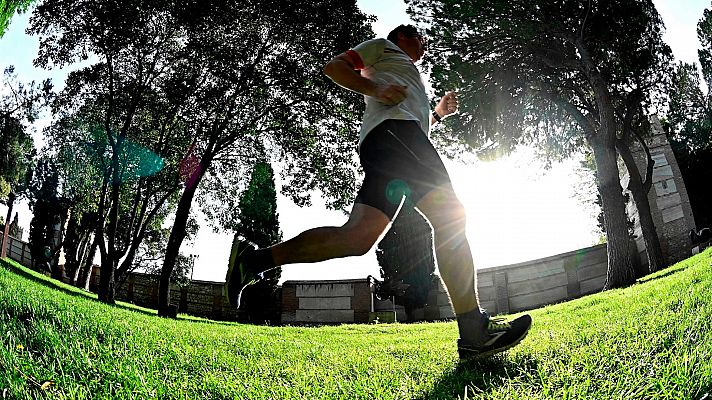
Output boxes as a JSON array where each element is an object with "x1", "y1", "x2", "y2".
[
  {"x1": 407, "y1": 0, "x2": 673, "y2": 288},
  {"x1": 0, "y1": 0, "x2": 33, "y2": 37},
  {"x1": 28, "y1": 0, "x2": 374, "y2": 309}
]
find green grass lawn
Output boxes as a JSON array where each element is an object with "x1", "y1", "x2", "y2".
[{"x1": 1, "y1": 250, "x2": 711, "y2": 399}]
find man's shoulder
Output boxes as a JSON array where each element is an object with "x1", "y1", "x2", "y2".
[
  {"x1": 355, "y1": 38, "x2": 407, "y2": 57},
  {"x1": 353, "y1": 37, "x2": 386, "y2": 51}
]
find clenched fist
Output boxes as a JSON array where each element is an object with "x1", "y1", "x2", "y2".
[{"x1": 435, "y1": 91, "x2": 458, "y2": 118}]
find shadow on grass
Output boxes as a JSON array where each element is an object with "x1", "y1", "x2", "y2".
[
  {"x1": 636, "y1": 264, "x2": 690, "y2": 285},
  {"x1": 1, "y1": 259, "x2": 157, "y2": 318},
  {"x1": 415, "y1": 353, "x2": 538, "y2": 400},
  {"x1": 638, "y1": 247, "x2": 711, "y2": 285}
]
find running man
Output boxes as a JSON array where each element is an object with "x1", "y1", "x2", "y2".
[{"x1": 225, "y1": 24, "x2": 531, "y2": 358}]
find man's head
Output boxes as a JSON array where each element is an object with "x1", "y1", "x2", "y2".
[{"x1": 387, "y1": 24, "x2": 426, "y2": 62}]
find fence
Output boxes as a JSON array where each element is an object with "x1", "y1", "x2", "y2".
[{"x1": 0, "y1": 234, "x2": 33, "y2": 267}]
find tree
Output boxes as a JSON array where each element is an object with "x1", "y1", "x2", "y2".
[
  {"x1": 0, "y1": 0, "x2": 33, "y2": 37},
  {"x1": 156, "y1": 0, "x2": 374, "y2": 315},
  {"x1": 27, "y1": 159, "x2": 65, "y2": 274},
  {"x1": 376, "y1": 206, "x2": 436, "y2": 321},
  {"x1": 1, "y1": 66, "x2": 51, "y2": 258},
  {"x1": 30, "y1": 0, "x2": 195, "y2": 302},
  {"x1": 132, "y1": 222, "x2": 196, "y2": 289},
  {"x1": 407, "y1": 0, "x2": 673, "y2": 288},
  {"x1": 615, "y1": 105, "x2": 666, "y2": 274},
  {"x1": 232, "y1": 161, "x2": 282, "y2": 324}
]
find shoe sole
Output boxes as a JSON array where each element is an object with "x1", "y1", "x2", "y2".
[{"x1": 458, "y1": 322, "x2": 531, "y2": 359}]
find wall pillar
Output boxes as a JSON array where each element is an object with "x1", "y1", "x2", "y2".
[
  {"x1": 494, "y1": 272, "x2": 509, "y2": 314},
  {"x1": 627, "y1": 116, "x2": 696, "y2": 266}
]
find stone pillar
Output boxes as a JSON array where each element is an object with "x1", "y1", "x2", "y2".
[
  {"x1": 281, "y1": 284, "x2": 298, "y2": 324},
  {"x1": 352, "y1": 281, "x2": 372, "y2": 323},
  {"x1": 627, "y1": 116, "x2": 696, "y2": 266},
  {"x1": 494, "y1": 271, "x2": 510, "y2": 314},
  {"x1": 564, "y1": 256, "x2": 581, "y2": 298}
]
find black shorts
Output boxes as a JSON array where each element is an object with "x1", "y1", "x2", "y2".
[{"x1": 355, "y1": 119, "x2": 452, "y2": 219}]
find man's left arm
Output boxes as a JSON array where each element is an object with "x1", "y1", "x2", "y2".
[{"x1": 431, "y1": 91, "x2": 458, "y2": 125}]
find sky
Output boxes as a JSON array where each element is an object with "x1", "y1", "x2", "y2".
[{"x1": 1, "y1": 0, "x2": 708, "y2": 284}]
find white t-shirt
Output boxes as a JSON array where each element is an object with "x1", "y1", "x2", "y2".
[{"x1": 347, "y1": 38, "x2": 430, "y2": 147}]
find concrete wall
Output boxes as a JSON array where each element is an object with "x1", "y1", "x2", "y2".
[
  {"x1": 0, "y1": 234, "x2": 33, "y2": 267},
  {"x1": 281, "y1": 279, "x2": 373, "y2": 324},
  {"x1": 280, "y1": 277, "x2": 456, "y2": 324},
  {"x1": 3, "y1": 234, "x2": 609, "y2": 323},
  {"x1": 475, "y1": 244, "x2": 608, "y2": 315},
  {"x1": 281, "y1": 244, "x2": 608, "y2": 322},
  {"x1": 626, "y1": 116, "x2": 696, "y2": 266}
]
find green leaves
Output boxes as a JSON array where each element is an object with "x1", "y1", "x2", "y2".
[
  {"x1": 409, "y1": 0, "x2": 672, "y2": 159},
  {"x1": 0, "y1": 67, "x2": 43, "y2": 203},
  {"x1": 0, "y1": 0, "x2": 33, "y2": 37}
]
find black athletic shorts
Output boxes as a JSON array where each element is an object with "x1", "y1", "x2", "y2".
[{"x1": 355, "y1": 119, "x2": 452, "y2": 219}]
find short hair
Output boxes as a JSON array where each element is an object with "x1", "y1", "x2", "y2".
[{"x1": 387, "y1": 24, "x2": 421, "y2": 46}]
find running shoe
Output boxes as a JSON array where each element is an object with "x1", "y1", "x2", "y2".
[
  {"x1": 224, "y1": 236, "x2": 263, "y2": 308},
  {"x1": 458, "y1": 313, "x2": 532, "y2": 359}
]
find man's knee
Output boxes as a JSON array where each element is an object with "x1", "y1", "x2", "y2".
[
  {"x1": 419, "y1": 192, "x2": 467, "y2": 229},
  {"x1": 341, "y1": 203, "x2": 390, "y2": 256}
]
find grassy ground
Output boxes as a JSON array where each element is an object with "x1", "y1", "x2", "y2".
[{"x1": 1, "y1": 249, "x2": 711, "y2": 400}]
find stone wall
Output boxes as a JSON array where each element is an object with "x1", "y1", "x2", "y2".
[
  {"x1": 475, "y1": 244, "x2": 608, "y2": 315},
  {"x1": 626, "y1": 116, "x2": 696, "y2": 267},
  {"x1": 0, "y1": 235, "x2": 32, "y2": 267},
  {"x1": 281, "y1": 244, "x2": 608, "y2": 323},
  {"x1": 3, "y1": 234, "x2": 611, "y2": 323},
  {"x1": 90, "y1": 267, "x2": 239, "y2": 321},
  {"x1": 280, "y1": 279, "x2": 373, "y2": 324}
]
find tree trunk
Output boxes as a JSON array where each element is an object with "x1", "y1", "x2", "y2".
[
  {"x1": 98, "y1": 179, "x2": 121, "y2": 304},
  {"x1": 1, "y1": 192, "x2": 15, "y2": 259},
  {"x1": 158, "y1": 184, "x2": 198, "y2": 316},
  {"x1": 577, "y1": 40, "x2": 637, "y2": 289},
  {"x1": 617, "y1": 142, "x2": 666, "y2": 275},
  {"x1": 78, "y1": 233, "x2": 99, "y2": 290},
  {"x1": 71, "y1": 228, "x2": 91, "y2": 285},
  {"x1": 158, "y1": 152, "x2": 212, "y2": 317},
  {"x1": 98, "y1": 254, "x2": 116, "y2": 303},
  {"x1": 98, "y1": 134, "x2": 125, "y2": 304},
  {"x1": 590, "y1": 136, "x2": 637, "y2": 289}
]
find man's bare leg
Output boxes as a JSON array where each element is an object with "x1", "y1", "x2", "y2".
[
  {"x1": 270, "y1": 203, "x2": 391, "y2": 266},
  {"x1": 225, "y1": 203, "x2": 391, "y2": 308},
  {"x1": 415, "y1": 184, "x2": 479, "y2": 314},
  {"x1": 415, "y1": 184, "x2": 489, "y2": 344},
  {"x1": 415, "y1": 183, "x2": 532, "y2": 355}
]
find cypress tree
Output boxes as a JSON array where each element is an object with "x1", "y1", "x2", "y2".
[{"x1": 235, "y1": 161, "x2": 282, "y2": 324}]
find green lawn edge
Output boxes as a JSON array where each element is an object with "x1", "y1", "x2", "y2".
[{"x1": 1, "y1": 249, "x2": 711, "y2": 399}]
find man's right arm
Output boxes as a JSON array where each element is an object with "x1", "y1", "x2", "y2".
[{"x1": 323, "y1": 52, "x2": 407, "y2": 106}]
